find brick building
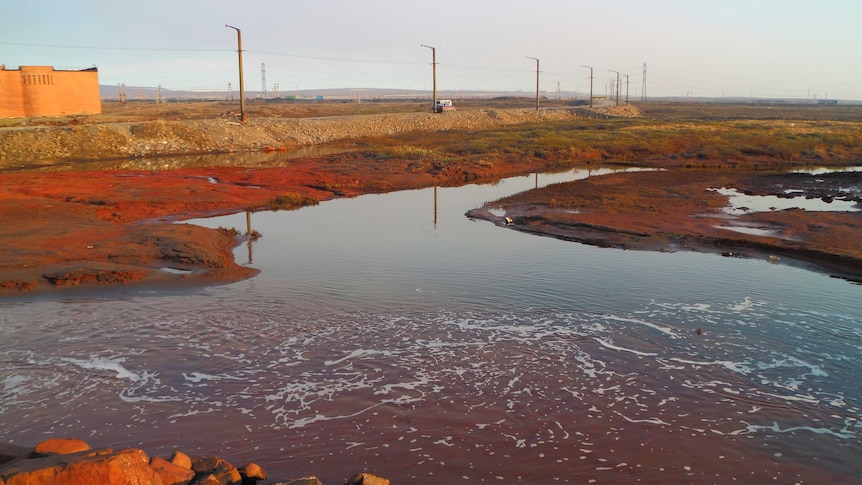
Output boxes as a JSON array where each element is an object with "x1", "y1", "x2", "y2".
[{"x1": 0, "y1": 65, "x2": 102, "y2": 118}]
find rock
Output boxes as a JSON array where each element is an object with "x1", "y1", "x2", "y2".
[
  {"x1": 345, "y1": 472, "x2": 390, "y2": 485},
  {"x1": 151, "y1": 456, "x2": 195, "y2": 485},
  {"x1": 33, "y1": 438, "x2": 91, "y2": 455},
  {"x1": 191, "y1": 456, "x2": 242, "y2": 485},
  {"x1": 0, "y1": 448, "x2": 158, "y2": 485},
  {"x1": 171, "y1": 451, "x2": 193, "y2": 470},
  {"x1": 191, "y1": 474, "x2": 221, "y2": 485},
  {"x1": 239, "y1": 462, "x2": 267, "y2": 483}
]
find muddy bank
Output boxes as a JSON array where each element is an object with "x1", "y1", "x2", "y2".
[
  {"x1": 468, "y1": 168, "x2": 862, "y2": 282},
  {"x1": 0, "y1": 146, "x2": 597, "y2": 295}
]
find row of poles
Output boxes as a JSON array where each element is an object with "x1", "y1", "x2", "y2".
[
  {"x1": 226, "y1": 25, "x2": 626, "y2": 123},
  {"x1": 412, "y1": 47, "x2": 633, "y2": 112}
]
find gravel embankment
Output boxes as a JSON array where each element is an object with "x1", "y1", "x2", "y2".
[{"x1": 0, "y1": 106, "x2": 638, "y2": 169}]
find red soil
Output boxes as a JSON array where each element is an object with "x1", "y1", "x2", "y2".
[{"x1": 0, "y1": 151, "x2": 558, "y2": 295}]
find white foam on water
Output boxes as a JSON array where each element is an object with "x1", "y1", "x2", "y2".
[
  {"x1": 62, "y1": 357, "x2": 140, "y2": 382},
  {"x1": 594, "y1": 338, "x2": 657, "y2": 356},
  {"x1": 600, "y1": 314, "x2": 680, "y2": 338}
]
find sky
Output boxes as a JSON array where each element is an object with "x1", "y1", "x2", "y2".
[{"x1": 2, "y1": 0, "x2": 861, "y2": 100}]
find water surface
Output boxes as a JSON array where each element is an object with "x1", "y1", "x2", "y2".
[{"x1": 2, "y1": 167, "x2": 861, "y2": 483}]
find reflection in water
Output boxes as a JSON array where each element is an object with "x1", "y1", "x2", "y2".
[
  {"x1": 712, "y1": 186, "x2": 860, "y2": 214},
  {"x1": 2, "y1": 167, "x2": 862, "y2": 483}
]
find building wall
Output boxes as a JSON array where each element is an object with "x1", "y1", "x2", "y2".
[{"x1": 0, "y1": 66, "x2": 102, "y2": 118}]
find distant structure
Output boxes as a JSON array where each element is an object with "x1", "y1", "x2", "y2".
[{"x1": 0, "y1": 65, "x2": 101, "y2": 118}]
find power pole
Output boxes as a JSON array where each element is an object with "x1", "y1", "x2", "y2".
[
  {"x1": 261, "y1": 62, "x2": 266, "y2": 100},
  {"x1": 581, "y1": 65, "x2": 593, "y2": 108},
  {"x1": 225, "y1": 24, "x2": 247, "y2": 123},
  {"x1": 420, "y1": 45, "x2": 437, "y2": 112},
  {"x1": 609, "y1": 70, "x2": 620, "y2": 106},
  {"x1": 641, "y1": 63, "x2": 647, "y2": 101},
  {"x1": 623, "y1": 73, "x2": 629, "y2": 105},
  {"x1": 526, "y1": 56, "x2": 539, "y2": 110}
]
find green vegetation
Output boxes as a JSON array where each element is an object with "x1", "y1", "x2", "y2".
[
  {"x1": 353, "y1": 108, "x2": 862, "y2": 170},
  {"x1": 261, "y1": 193, "x2": 319, "y2": 212}
]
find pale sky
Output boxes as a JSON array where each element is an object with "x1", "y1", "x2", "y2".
[{"x1": 2, "y1": 0, "x2": 860, "y2": 99}]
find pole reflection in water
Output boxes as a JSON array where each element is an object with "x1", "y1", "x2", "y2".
[
  {"x1": 246, "y1": 210, "x2": 254, "y2": 264},
  {"x1": 433, "y1": 186, "x2": 438, "y2": 228}
]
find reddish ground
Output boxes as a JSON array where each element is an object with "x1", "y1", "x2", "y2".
[
  {"x1": 468, "y1": 168, "x2": 862, "y2": 282},
  {"x1": 0, "y1": 151, "x2": 559, "y2": 295}
]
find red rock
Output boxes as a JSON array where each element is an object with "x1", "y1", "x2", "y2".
[
  {"x1": 0, "y1": 447, "x2": 159, "y2": 485},
  {"x1": 170, "y1": 451, "x2": 192, "y2": 470},
  {"x1": 239, "y1": 462, "x2": 267, "y2": 481},
  {"x1": 33, "y1": 438, "x2": 90, "y2": 455},
  {"x1": 345, "y1": 472, "x2": 390, "y2": 485},
  {"x1": 191, "y1": 474, "x2": 220, "y2": 485},
  {"x1": 190, "y1": 456, "x2": 241, "y2": 485},
  {"x1": 150, "y1": 456, "x2": 194, "y2": 485}
]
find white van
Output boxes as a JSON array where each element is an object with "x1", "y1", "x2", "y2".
[{"x1": 435, "y1": 99, "x2": 455, "y2": 112}]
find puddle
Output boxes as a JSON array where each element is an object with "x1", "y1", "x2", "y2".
[{"x1": 711, "y1": 187, "x2": 860, "y2": 214}]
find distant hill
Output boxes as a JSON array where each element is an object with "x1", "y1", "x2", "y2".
[
  {"x1": 99, "y1": 85, "x2": 587, "y2": 102},
  {"x1": 99, "y1": 85, "x2": 860, "y2": 105}
]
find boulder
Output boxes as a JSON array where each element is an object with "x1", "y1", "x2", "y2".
[
  {"x1": 33, "y1": 438, "x2": 91, "y2": 456},
  {"x1": 190, "y1": 456, "x2": 241, "y2": 485},
  {"x1": 171, "y1": 451, "x2": 193, "y2": 470},
  {"x1": 345, "y1": 472, "x2": 390, "y2": 485},
  {"x1": 191, "y1": 474, "x2": 221, "y2": 485},
  {"x1": 238, "y1": 462, "x2": 267, "y2": 483},
  {"x1": 0, "y1": 447, "x2": 160, "y2": 485},
  {"x1": 151, "y1": 456, "x2": 195, "y2": 485}
]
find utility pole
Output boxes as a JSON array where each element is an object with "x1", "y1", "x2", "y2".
[
  {"x1": 261, "y1": 62, "x2": 266, "y2": 100},
  {"x1": 641, "y1": 63, "x2": 647, "y2": 101},
  {"x1": 420, "y1": 45, "x2": 436, "y2": 112},
  {"x1": 581, "y1": 65, "x2": 593, "y2": 108},
  {"x1": 609, "y1": 70, "x2": 620, "y2": 106},
  {"x1": 225, "y1": 24, "x2": 247, "y2": 123},
  {"x1": 526, "y1": 56, "x2": 539, "y2": 110},
  {"x1": 623, "y1": 73, "x2": 629, "y2": 105}
]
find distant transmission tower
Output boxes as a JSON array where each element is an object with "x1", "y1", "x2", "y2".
[
  {"x1": 556, "y1": 81, "x2": 561, "y2": 100},
  {"x1": 642, "y1": 63, "x2": 647, "y2": 101},
  {"x1": 261, "y1": 63, "x2": 266, "y2": 100}
]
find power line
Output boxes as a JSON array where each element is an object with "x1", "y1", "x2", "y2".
[
  {"x1": 0, "y1": 41, "x2": 225, "y2": 52},
  {"x1": 246, "y1": 49, "x2": 423, "y2": 65}
]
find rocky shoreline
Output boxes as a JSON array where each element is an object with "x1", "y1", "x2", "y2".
[{"x1": 0, "y1": 438, "x2": 390, "y2": 485}]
